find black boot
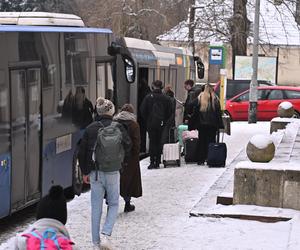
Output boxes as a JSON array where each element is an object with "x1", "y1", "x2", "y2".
[
  {"x1": 154, "y1": 161, "x2": 160, "y2": 169},
  {"x1": 147, "y1": 163, "x2": 156, "y2": 169},
  {"x1": 124, "y1": 202, "x2": 135, "y2": 212}
]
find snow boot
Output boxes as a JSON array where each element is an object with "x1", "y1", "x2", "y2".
[{"x1": 124, "y1": 202, "x2": 135, "y2": 212}]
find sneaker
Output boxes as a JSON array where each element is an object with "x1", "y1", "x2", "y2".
[
  {"x1": 92, "y1": 243, "x2": 100, "y2": 250},
  {"x1": 124, "y1": 202, "x2": 135, "y2": 212},
  {"x1": 197, "y1": 161, "x2": 205, "y2": 165},
  {"x1": 100, "y1": 234, "x2": 113, "y2": 250}
]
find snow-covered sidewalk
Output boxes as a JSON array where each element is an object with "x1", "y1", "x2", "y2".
[{"x1": 1, "y1": 121, "x2": 300, "y2": 250}]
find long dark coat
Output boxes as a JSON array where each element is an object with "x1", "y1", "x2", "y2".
[{"x1": 115, "y1": 112, "x2": 143, "y2": 198}]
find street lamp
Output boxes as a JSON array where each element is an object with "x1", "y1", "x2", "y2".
[{"x1": 248, "y1": 0, "x2": 260, "y2": 123}]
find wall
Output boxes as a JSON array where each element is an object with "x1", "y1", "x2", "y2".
[{"x1": 159, "y1": 40, "x2": 300, "y2": 86}]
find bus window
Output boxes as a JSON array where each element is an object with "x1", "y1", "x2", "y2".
[
  {"x1": 160, "y1": 68, "x2": 165, "y2": 85},
  {"x1": 64, "y1": 33, "x2": 88, "y2": 85},
  {"x1": 170, "y1": 68, "x2": 177, "y2": 94},
  {"x1": 106, "y1": 64, "x2": 113, "y2": 101},
  {"x1": 149, "y1": 68, "x2": 155, "y2": 85},
  {"x1": 96, "y1": 63, "x2": 106, "y2": 99}
]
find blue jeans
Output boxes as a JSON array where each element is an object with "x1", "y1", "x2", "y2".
[{"x1": 90, "y1": 170, "x2": 120, "y2": 244}]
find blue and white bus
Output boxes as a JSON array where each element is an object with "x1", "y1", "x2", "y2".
[{"x1": 0, "y1": 12, "x2": 134, "y2": 219}]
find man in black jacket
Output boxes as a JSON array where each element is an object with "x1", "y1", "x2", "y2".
[
  {"x1": 78, "y1": 98, "x2": 131, "y2": 249},
  {"x1": 140, "y1": 80, "x2": 172, "y2": 169},
  {"x1": 182, "y1": 80, "x2": 204, "y2": 124}
]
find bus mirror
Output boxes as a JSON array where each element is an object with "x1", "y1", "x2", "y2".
[
  {"x1": 196, "y1": 59, "x2": 205, "y2": 79},
  {"x1": 123, "y1": 56, "x2": 135, "y2": 83},
  {"x1": 108, "y1": 42, "x2": 121, "y2": 56}
]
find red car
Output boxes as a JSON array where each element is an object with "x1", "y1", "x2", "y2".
[{"x1": 225, "y1": 86, "x2": 300, "y2": 121}]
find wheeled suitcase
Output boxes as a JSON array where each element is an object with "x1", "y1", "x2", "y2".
[
  {"x1": 184, "y1": 138, "x2": 198, "y2": 163},
  {"x1": 207, "y1": 132, "x2": 227, "y2": 168},
  {"x1": 163, "y1": 142, "x2": 181, "y2": 167}
]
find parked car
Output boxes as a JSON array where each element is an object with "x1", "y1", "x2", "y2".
[
  {"x1": 225, "y1": 86, "x2": 300, "y2": 121},
  {"x1": 214, "y1": 79, "x2": 273, "y2": 100}
]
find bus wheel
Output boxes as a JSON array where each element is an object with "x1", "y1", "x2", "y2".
[{"x1": 72, "y1": 147, "x2": 83, "y2": 196}]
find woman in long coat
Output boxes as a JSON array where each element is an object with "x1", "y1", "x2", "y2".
[
  {"x1": 114, "y1": 104, "x2": 143, "y2": 212},
  {"x1": 188, "y1": 84, "x2": 224, "y2": 165}
]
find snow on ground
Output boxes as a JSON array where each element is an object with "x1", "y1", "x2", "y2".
[{"x1": 1, "y1": 121, "x2": 299, "y2": 250}]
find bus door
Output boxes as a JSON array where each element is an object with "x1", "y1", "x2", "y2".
[
  {"x1": 96, "y1": 62, "x2": 114, "y2": 102},
  {"x1": 10, "y1": 67, "x2": 41, "y2": 211}
]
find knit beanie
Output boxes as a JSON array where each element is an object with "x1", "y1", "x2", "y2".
[
  {"x1": 96, "y1": 98, "x2": 115, "y2": 116},
  {"x1": 36, "y1": 185, "x2": 67, "y2": 225}
]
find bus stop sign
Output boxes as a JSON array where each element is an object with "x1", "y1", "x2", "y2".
[{"x1": 209, "y1": 46, "x2": 225, "y2": 65}]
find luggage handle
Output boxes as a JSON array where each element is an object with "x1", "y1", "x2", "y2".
[
  {"x1": 217, "y1": 130, "x2": 225, "y2": 143},
  {"x1": 169, "y1": 126, "x2": 176, "y2": 143}
]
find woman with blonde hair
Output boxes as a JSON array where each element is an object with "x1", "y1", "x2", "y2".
[{"x1": 188, "y1": 84, "x2": 224, "y2": 165}]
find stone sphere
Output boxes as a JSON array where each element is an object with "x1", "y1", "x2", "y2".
[
  {"x1": 246, "y1": 134, "x2": 275, "y2": 162},
  {"x1": 277, "y1": 101, "x2": 294, "y2": 118}
]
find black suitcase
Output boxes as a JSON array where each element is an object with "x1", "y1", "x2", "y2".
[
  {"x1": 207, "y1": 131, "x2": 227, "y2": 168},
  {"x1": 184, "y1": 138, "x2": 198, "y2": 163},
  {"x1": 207, "y1": 142, "x2": 227, "y2": 167}
]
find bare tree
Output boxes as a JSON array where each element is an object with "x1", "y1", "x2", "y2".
[
  {"x1": 75, "y1": 0, "x2": 190, "y2": 43},
  {"x1": 0, "y1": 0, "x2": 78, "y2": 13}
]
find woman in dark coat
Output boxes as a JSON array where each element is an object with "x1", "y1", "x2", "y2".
[
  {"x1": 114, "y1": 104, "x2": 143, "y2": 212},
  {"x1": 189, "y1": 84, "x2": 224, "y2": 165},
  {"x1": 72, "y1": 86, "x2": 94, "y2": 128}
]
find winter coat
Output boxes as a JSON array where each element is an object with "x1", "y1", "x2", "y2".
[
  {"x1": 183, "y1": 85, "x2": 203, "y2": 123},
  {"x1": 78, "y1": 115, "x2": 132, "y2": 175},
  {"x1": 14, "y1": 218, "x2": 77, "y2": 250},
  {"x1": 140, "y1": 89, "x2": 173, "y2": 131},
  {"x1": 161, "y1": 91, "x2": 176, "y2": 144},
  {"x1": 114, "y1": 111, "x2": 143, "y2": 198},
  {"x1": 188, "y1": 96, "x2": 224, "y2": 131}
]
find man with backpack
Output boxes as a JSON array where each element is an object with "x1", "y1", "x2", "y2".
[
  {"x1": 78, "y1": 98, "x2": 132, "y2": 250},
  {"x1": 140, "y1": 80, "x2": 172, "y2": 169}
]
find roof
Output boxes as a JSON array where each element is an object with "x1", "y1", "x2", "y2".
[
  {"x1": 158, "y1": 0, "x2": 300, "y2": 46},
  {"x1": 0, "y1": 12, "x2": 85, "y2": 27},
  {"x1": 0, "y1": 24, "x2": 112, "y2": 33}
]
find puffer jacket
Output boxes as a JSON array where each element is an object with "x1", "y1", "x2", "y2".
[{"x1": 14, "y1": 218, "x2": 77, "y2": 249}]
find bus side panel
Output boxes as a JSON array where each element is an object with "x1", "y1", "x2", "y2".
[
  {"x1": 42, "y1": 130, "x2": 82, "y2": 197},
  {"x1": 0, "y1": 153, "x2": 11, "y2": 218},
  {"x1": 0, "y1": 33, "x2": 11, "y2": 218}
]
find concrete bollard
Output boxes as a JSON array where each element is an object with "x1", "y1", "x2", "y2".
[{"x1": 246, "y1": 134, "x2": 275, "y2": 162}]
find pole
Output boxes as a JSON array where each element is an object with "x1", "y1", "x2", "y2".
[
  {"x1": 188, "y1": 5, "x2": 196, "y2": 56},
  {"x1": 220, "y1": 69, "x2": 227, "y2": 111},
  {"x1": 248, "y1": 0, "x2": 260, "y2": 123}
]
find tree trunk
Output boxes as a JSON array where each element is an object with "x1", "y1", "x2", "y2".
[
  {"x1": 229, "y1": 0, "x2": 250, "y2": 78},
  {"x1": 296, "y1": 0, "x2": 300, "y2": 25},
  {"x1": 188, "y1": 0, "x2": 196, "y2": 56}
]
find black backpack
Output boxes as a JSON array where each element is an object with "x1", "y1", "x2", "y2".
[{"x1": 148, "y1": 94, "x2": 165, "y2": 129}]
